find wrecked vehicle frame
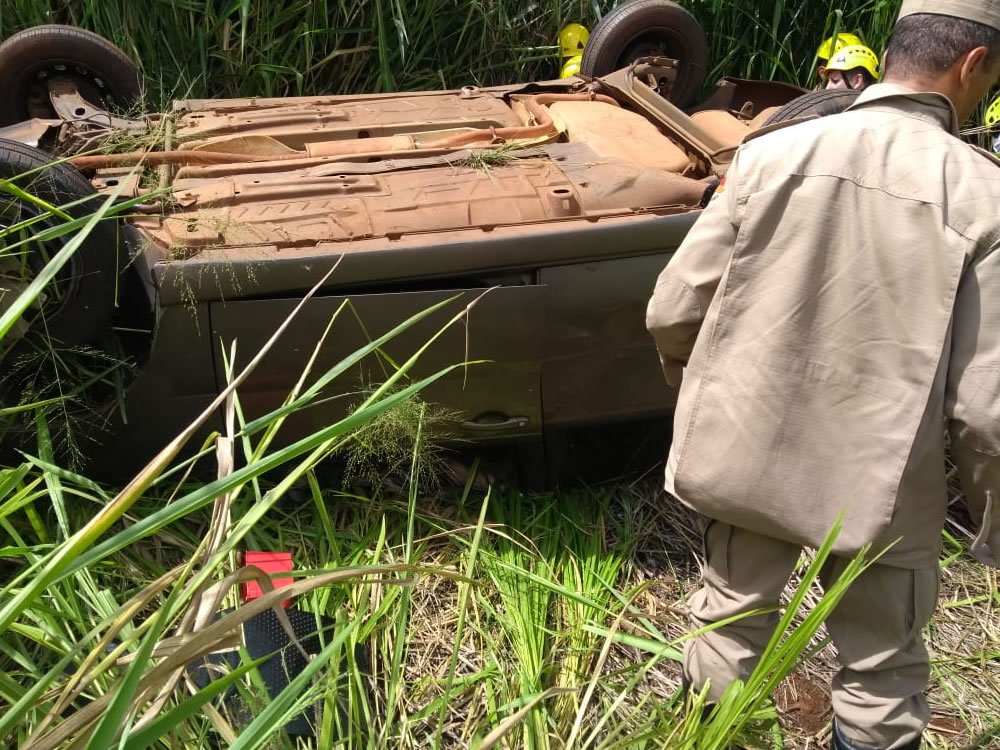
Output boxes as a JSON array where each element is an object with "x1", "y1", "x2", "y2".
[{"x1": 0, "y1": 23, "x2": 811, "y2": 477}]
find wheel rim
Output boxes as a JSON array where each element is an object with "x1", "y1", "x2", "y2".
[
  {"x1": 614, "y1": 27, "x2": 696, "y2": 99},
  {"x1": 18, "y1": 61, "x2": 122, "y2": 120}
]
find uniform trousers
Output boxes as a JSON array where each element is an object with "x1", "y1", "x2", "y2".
[{"x1": 684, "y1": 521, "x2": 938, "y2": 749}]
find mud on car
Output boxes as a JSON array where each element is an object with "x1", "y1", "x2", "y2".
[{"x1": 0, "y1": 2, "x2": 854, "y2": 477}]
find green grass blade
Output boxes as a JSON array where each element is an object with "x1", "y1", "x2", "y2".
[{"x1": 119, "y1": 656, "x2": 265, "y2": 750}]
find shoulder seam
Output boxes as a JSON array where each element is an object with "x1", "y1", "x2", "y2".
[
  {"x1": 970, "y1": 144, "x2": 1000, "y2": 169},
  {"x1": 741, "y1": 115, "x2": 817, "y2": 145}
]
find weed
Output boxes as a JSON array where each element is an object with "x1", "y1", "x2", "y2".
[
  {"x1": 0, "y1": 338, "x2": 134, "y2": 467},
  {"x1": 341, "y1": 385, "x2": 459, "y2": 495},
  {"x1": 457, "y1": 144, "x2": 524, "y2": 172}
]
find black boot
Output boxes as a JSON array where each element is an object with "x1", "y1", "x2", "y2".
[{"x1": 831, "y1": 719, "x2": 921, "y2": 750}]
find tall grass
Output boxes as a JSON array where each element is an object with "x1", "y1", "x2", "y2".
[
  {"x1": 693, "y1": 0, "x2": 897, "y2": 87},
  {"x1": 0, "y1": 465, "x2": 876, "y2": 748},
  {"x1": 1, "y1": 168, "x2": 886, "y2": 748},
  {"x1": 3, "y1": 171, "x2": 998, "y2": 748},
  {"x1": 3, "y1": 4, "x2": 996, "y2": 743},
  {"x1": 0, "y1": 1, "x2": 903, "y2": 104}
]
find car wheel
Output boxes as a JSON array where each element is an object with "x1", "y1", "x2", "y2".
[
  {"x1": 762, "y1": 89, "x2": 861, "y2": 127},
  {"x1": 0, "y1": 137, "x2": 120, "y2": 346},
  {"x1": 0, "y1": 24, "x2": 143, "y2": 126},
  {"x1": 580, "y1": 0, "x2": 709, "y2": 108}
]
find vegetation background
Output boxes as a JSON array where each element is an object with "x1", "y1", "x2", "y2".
[
  {"x1": 1, "y1": 0, "x2": 901, "y2": 103},
  {"x1": 3, "y1": 2, "x2": 998, "y2": 749}
]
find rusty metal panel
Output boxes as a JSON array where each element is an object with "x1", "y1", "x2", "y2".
[
  {"x1": 549, "y1": 100, "x2": 693, "y2": 173},
  {"x1": 152, "y1": 210, "x2": 699, "y2": 305},
  {"x1": 174, "y1": 92, "x2": 523, "y2": 148},
  {"x1": 151, "y1": 210, "x2": 698, "y2": 305},
  {"x1": 137, "y1": 159, "x2": 707, "y2": 255}
]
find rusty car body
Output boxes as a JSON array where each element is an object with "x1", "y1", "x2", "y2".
[{"x1": 0, "y1": 20, "x2": 809, "y2": 476}]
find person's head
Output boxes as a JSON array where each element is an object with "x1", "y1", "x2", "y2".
[
  {"x1": 882, "y1": 0, "x2": 1000, "y2": 122},
  {"x1": 822, "y1": 45, "x2": 880, "y2": 90},
  {"x1": 815, "y1": 32, "x2": 865, "y2": 78},
  {"x1": 986, "y1": 94, "x2": 1000, "y2": 152},
  {"x1": 559, "y1": 23, "x2": 589, "y2": 59}
]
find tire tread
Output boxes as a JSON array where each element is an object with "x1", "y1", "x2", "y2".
[
  {"x1": 0, "y1": 137, "x2": 119, "y2": 344},
  {"x1": 762, "y1": 89, "x2": 860, "y2": 127}
]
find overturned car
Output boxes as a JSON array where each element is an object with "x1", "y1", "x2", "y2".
[{"x1": 0, "y1": 2, "x2": 853, "y2": 476}]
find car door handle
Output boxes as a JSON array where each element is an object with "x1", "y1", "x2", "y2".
[{"x1": 460, "y1": 415, "x2": 529, "y2": 431}]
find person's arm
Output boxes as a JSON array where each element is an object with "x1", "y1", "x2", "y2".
[
  {"x1": 946, "y1": 245, "x2": 1000, "y2": 568},
  {"x1": 645, "y1": 156, "x2": 743, "y2": 388}
]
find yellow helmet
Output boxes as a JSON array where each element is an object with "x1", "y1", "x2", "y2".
[
  {"x1": 824, "y1": 44, "x2": 880, "y2": 80},
  {"x1": 560, "y1": 55, "x2": 583, "y2": 79},
  {"x1": 986, "y1": 95, "x2": 1000, "y2": 153},
  {"x1": 816, "y1": 32, "x2": 865, "y2": 61},
  {"x1": 986, "y1": 94, "x2": 1000, "y2": 127},
  {"x1": 559, "y1": 23, "x2": 589, "y2": 58}
]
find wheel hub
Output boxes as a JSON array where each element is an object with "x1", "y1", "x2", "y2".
[{"x1": 25, "y1": 63, "x2": 115, "y2": 120}]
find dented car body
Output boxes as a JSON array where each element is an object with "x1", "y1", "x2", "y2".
[{"x1": 0, "y1": 23, "x2": 808, "y2": 472}]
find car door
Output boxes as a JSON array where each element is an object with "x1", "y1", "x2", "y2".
[
  {"x1": 539, "y1": 253, "x2": 676, "y2": 427},
  {"x1": 208, "y1": 281, "x2": 544, "y2": 444}
]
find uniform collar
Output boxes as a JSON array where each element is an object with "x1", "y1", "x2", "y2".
[{"x1": 846, "y1": 82, "x2": 960, "y2": 135}]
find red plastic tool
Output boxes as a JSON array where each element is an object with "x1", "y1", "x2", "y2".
[{"x1": 240, "y1": 550, "x2": 294, "y2": 608}]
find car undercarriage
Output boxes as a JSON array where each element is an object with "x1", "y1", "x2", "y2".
[{"x1": 0, "y1": 13, "x2": 833, "y2": 477}]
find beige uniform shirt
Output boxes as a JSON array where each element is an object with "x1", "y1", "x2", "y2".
[{"x1": 647, "y1": 83, "x2": 1000, "y2": 567}]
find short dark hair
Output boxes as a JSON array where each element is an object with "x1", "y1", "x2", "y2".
[
  {"x1": 883, "y1": 13, "x2": 1000, "y2": 78},
  {"x1": 851, "y1": 68, "x2": 877, "y2": 87}
]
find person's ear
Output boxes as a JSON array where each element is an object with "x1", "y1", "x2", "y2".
[{"x1": 959, "y1": 46, "x2": 989, "y2": 86}]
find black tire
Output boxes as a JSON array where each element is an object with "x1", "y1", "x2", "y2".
[
  {"x1": 0, "y1": 24, "x2": 142, "y2": 126},
  {"x1": 0, "y1": 137, "x2": 119, "y2": 345},
  {"x1": 762, "y1": 89, "x2": 860, "y2": 127},
  {"x1": 580, "y1": 0, "x2": 709, "y2": 107}
]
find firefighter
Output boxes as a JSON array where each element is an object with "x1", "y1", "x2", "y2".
[
  {"x1": 986, "y1": 92, "x2": 1000, "y2": 152},
  {"x1": 646, "y1": 2, "x2": 1000, "y2": 749},
  {"x1": 560, "y1": 56, "x2": 583, "y2": 79},
  {"x1": 558, "y1": 23, "x2": 588, "y2": 79},
  {"x1": 822, "y1": 44, "x2": 881, "y2": 91},
  {"x1": 815, "y1": 31, "x2": 865, "y2": 78}
]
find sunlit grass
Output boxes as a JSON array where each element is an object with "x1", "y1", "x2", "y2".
[
  {"x1": 2, "y1": 4, "x2": 999, "y2": 746},
  {"x1": 0, "y1": 181, "x2": 922, "y2": 748}
]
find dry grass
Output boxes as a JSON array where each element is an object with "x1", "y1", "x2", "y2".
[
  {"x1": 247, "y1": 472, "x2": 998, "y2": 749},
  {"x1": 3, "y1": 380, "x2": 996, "y2": 750},
  {"x1": 604, "y1": 469, "x2": 1000, "y2": 750}
]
